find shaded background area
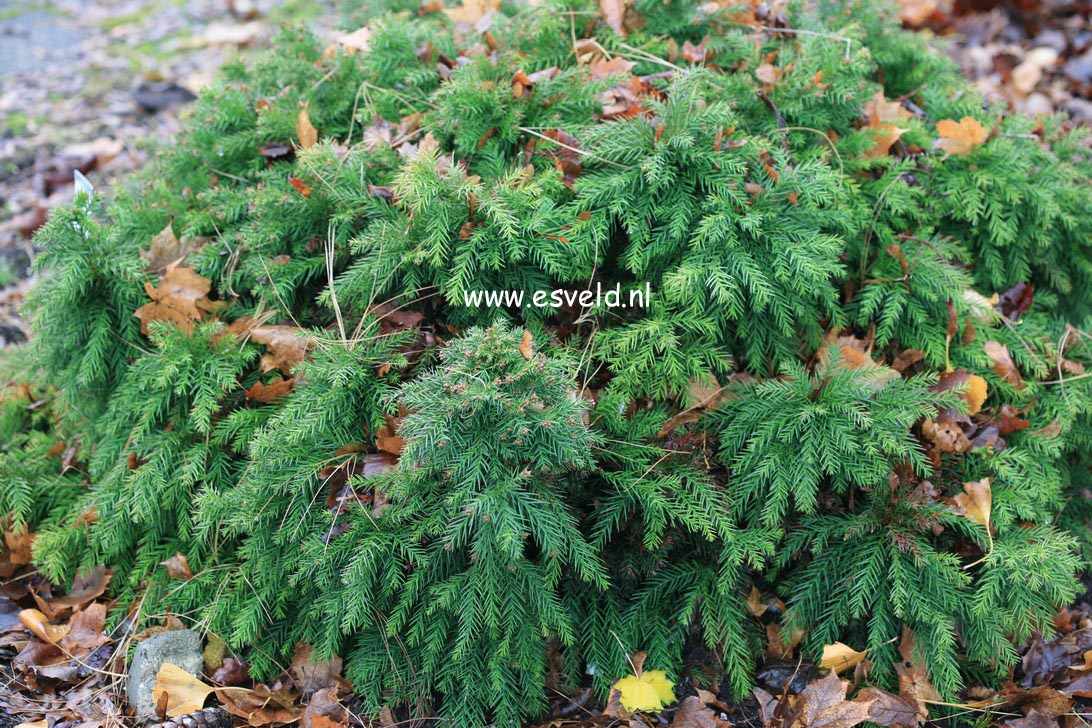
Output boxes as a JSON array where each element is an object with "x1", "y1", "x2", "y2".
[{"x1": 0, "y1": 0, "x2": 341, "y2": 345}]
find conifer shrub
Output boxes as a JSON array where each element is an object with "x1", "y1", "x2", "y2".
[{"x1": 4, "y1": 0, "x2": 1092, "y2": 723}]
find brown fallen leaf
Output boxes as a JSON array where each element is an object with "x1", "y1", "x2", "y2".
[
  {"x1": 161, "y1": 552, "x2": 193, "y2": 581},
  {"x1": 290, "y1": 641, "x2": 343, "y2": 696},
  {"x1": 134, "y1": 263, "x2": 214, "y2": 335},
  {"x1": 936, "y1": 117, "x2": 988, "y2": 156},
  {"x1": 671, "y1": 695, "x2": 719, "y2": 727},
  {"x1": 755, "y1": 63, "x2": 781, "y2": 85},
  {"x1": 246, "y1": 377, "x2": 297, "y2": 403},
  {"x1": 297, "y1": 106, "x2": 319, "y2": 149},
  {"x1": 246, "y1": 325, "x2": 316, "y2": 375},
  {"x1": 687, "y1": 372, "x2": 723, "y2": 409},
  {"x1": 855, "y1": 688, "x2": 921, "y2": 728},
  {"x1": 49, "y1": 565, "x2": 111, "y2": 612},
  {"x1": 954, "y1": 478, "x2": 992, "y2": 529},
  {"x1": 895, "y1": 629, "x2": 940, "y2": 721},
  {"x1": 589, "y1": 55, "x2": 636, "y2": 80},
  {"x1": 600, "y1": 0, "x2": 628, "y2": 36},
  {"x1": 60, "y1": 602, "x2": 109, "y2": 653},
  {"x1": 152, "y1": 663, "x2": 216, "y2": 717},
  {"x1": 983, "y1": 341, "x2": 1023, "y2": 388},
  {"x1": 755, "y1": 671, "x2": 875, "y2": 728}
]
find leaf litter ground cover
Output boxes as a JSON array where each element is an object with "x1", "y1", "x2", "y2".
[{"x1": 0, "y1": 0, "x2": 1087, "y2": 728}]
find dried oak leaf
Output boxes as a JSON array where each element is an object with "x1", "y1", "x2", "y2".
[
  {"x1": 936, "y1": 117, "x2": 988, "y2": 156},
  {"x1": 134, "y1": 263, "x2": 214, "y2": 335}
]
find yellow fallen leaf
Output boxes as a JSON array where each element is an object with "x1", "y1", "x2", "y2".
[
  {"x1": 954, "y1": 478, "x2": 994, "y2": 567},
  {"x1": 152, "y1": 663, "x2": 216, "y2": 717},
  {"x1": 936, "y1": 117, "x2": 987, "y2": 156},
  {"x1": 821, "y1": 642, "x2": 869, "y2": 673},
  {"x1": 614, "y1": 669, "x2": 675, "y2": 712},
  {"x1": 964, "y1": 374, "x2": 988, "y2": 415},
  {"x1": 954, "y1": 478, "x2": 992, "y2": 530},
  {"x1": 18, "y1": 609, "x2": 69, "y2": 645}
]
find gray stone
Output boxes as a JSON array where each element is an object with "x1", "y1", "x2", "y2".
[{"x1": 126, "y1": 629, "x2": 203, "y2": 720}]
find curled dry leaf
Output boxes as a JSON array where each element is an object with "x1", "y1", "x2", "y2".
[
  {"x1": 755, "y1": 63, "x2": 780, "y2": 85},
  {"x1": 670, "y1": 695, "x2": 720, "y2": 727},
  {"x1": 936, "y1": 117, "x2": 988, "y2": 156},
  {"x1": 143, "y1": 223, "x2": 205, "y2": 273},
  {"x1": 302, "y1": 687, "x2": 349, "y2": 728},
  {"x1": 249, "y1": 326, "x2": 316, "y2": 375},
  {"x1": 49, "y1": 564, "x2": 111, "y2": 612},
  {"x1": 18, "y1": 609, "x2": 69, "y2": 645},
  {"x1": 60, "y1": 602, "x2": 109, "y2": 653}
]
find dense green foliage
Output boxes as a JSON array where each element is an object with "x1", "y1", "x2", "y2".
[{"x1": 3, "y1": 0, "x2": 1091, "y2": 723}]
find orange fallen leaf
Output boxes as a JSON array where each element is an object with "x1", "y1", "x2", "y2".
[
  {"x1": 246, "y1": 377, "x2": 297, "y2": 403},
  {"x1": 519, "y1": 331, "x2": 535, "y2": 360},
  {"x1": 936, "y1": 117, "x2": 987, "y2": 156}
]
